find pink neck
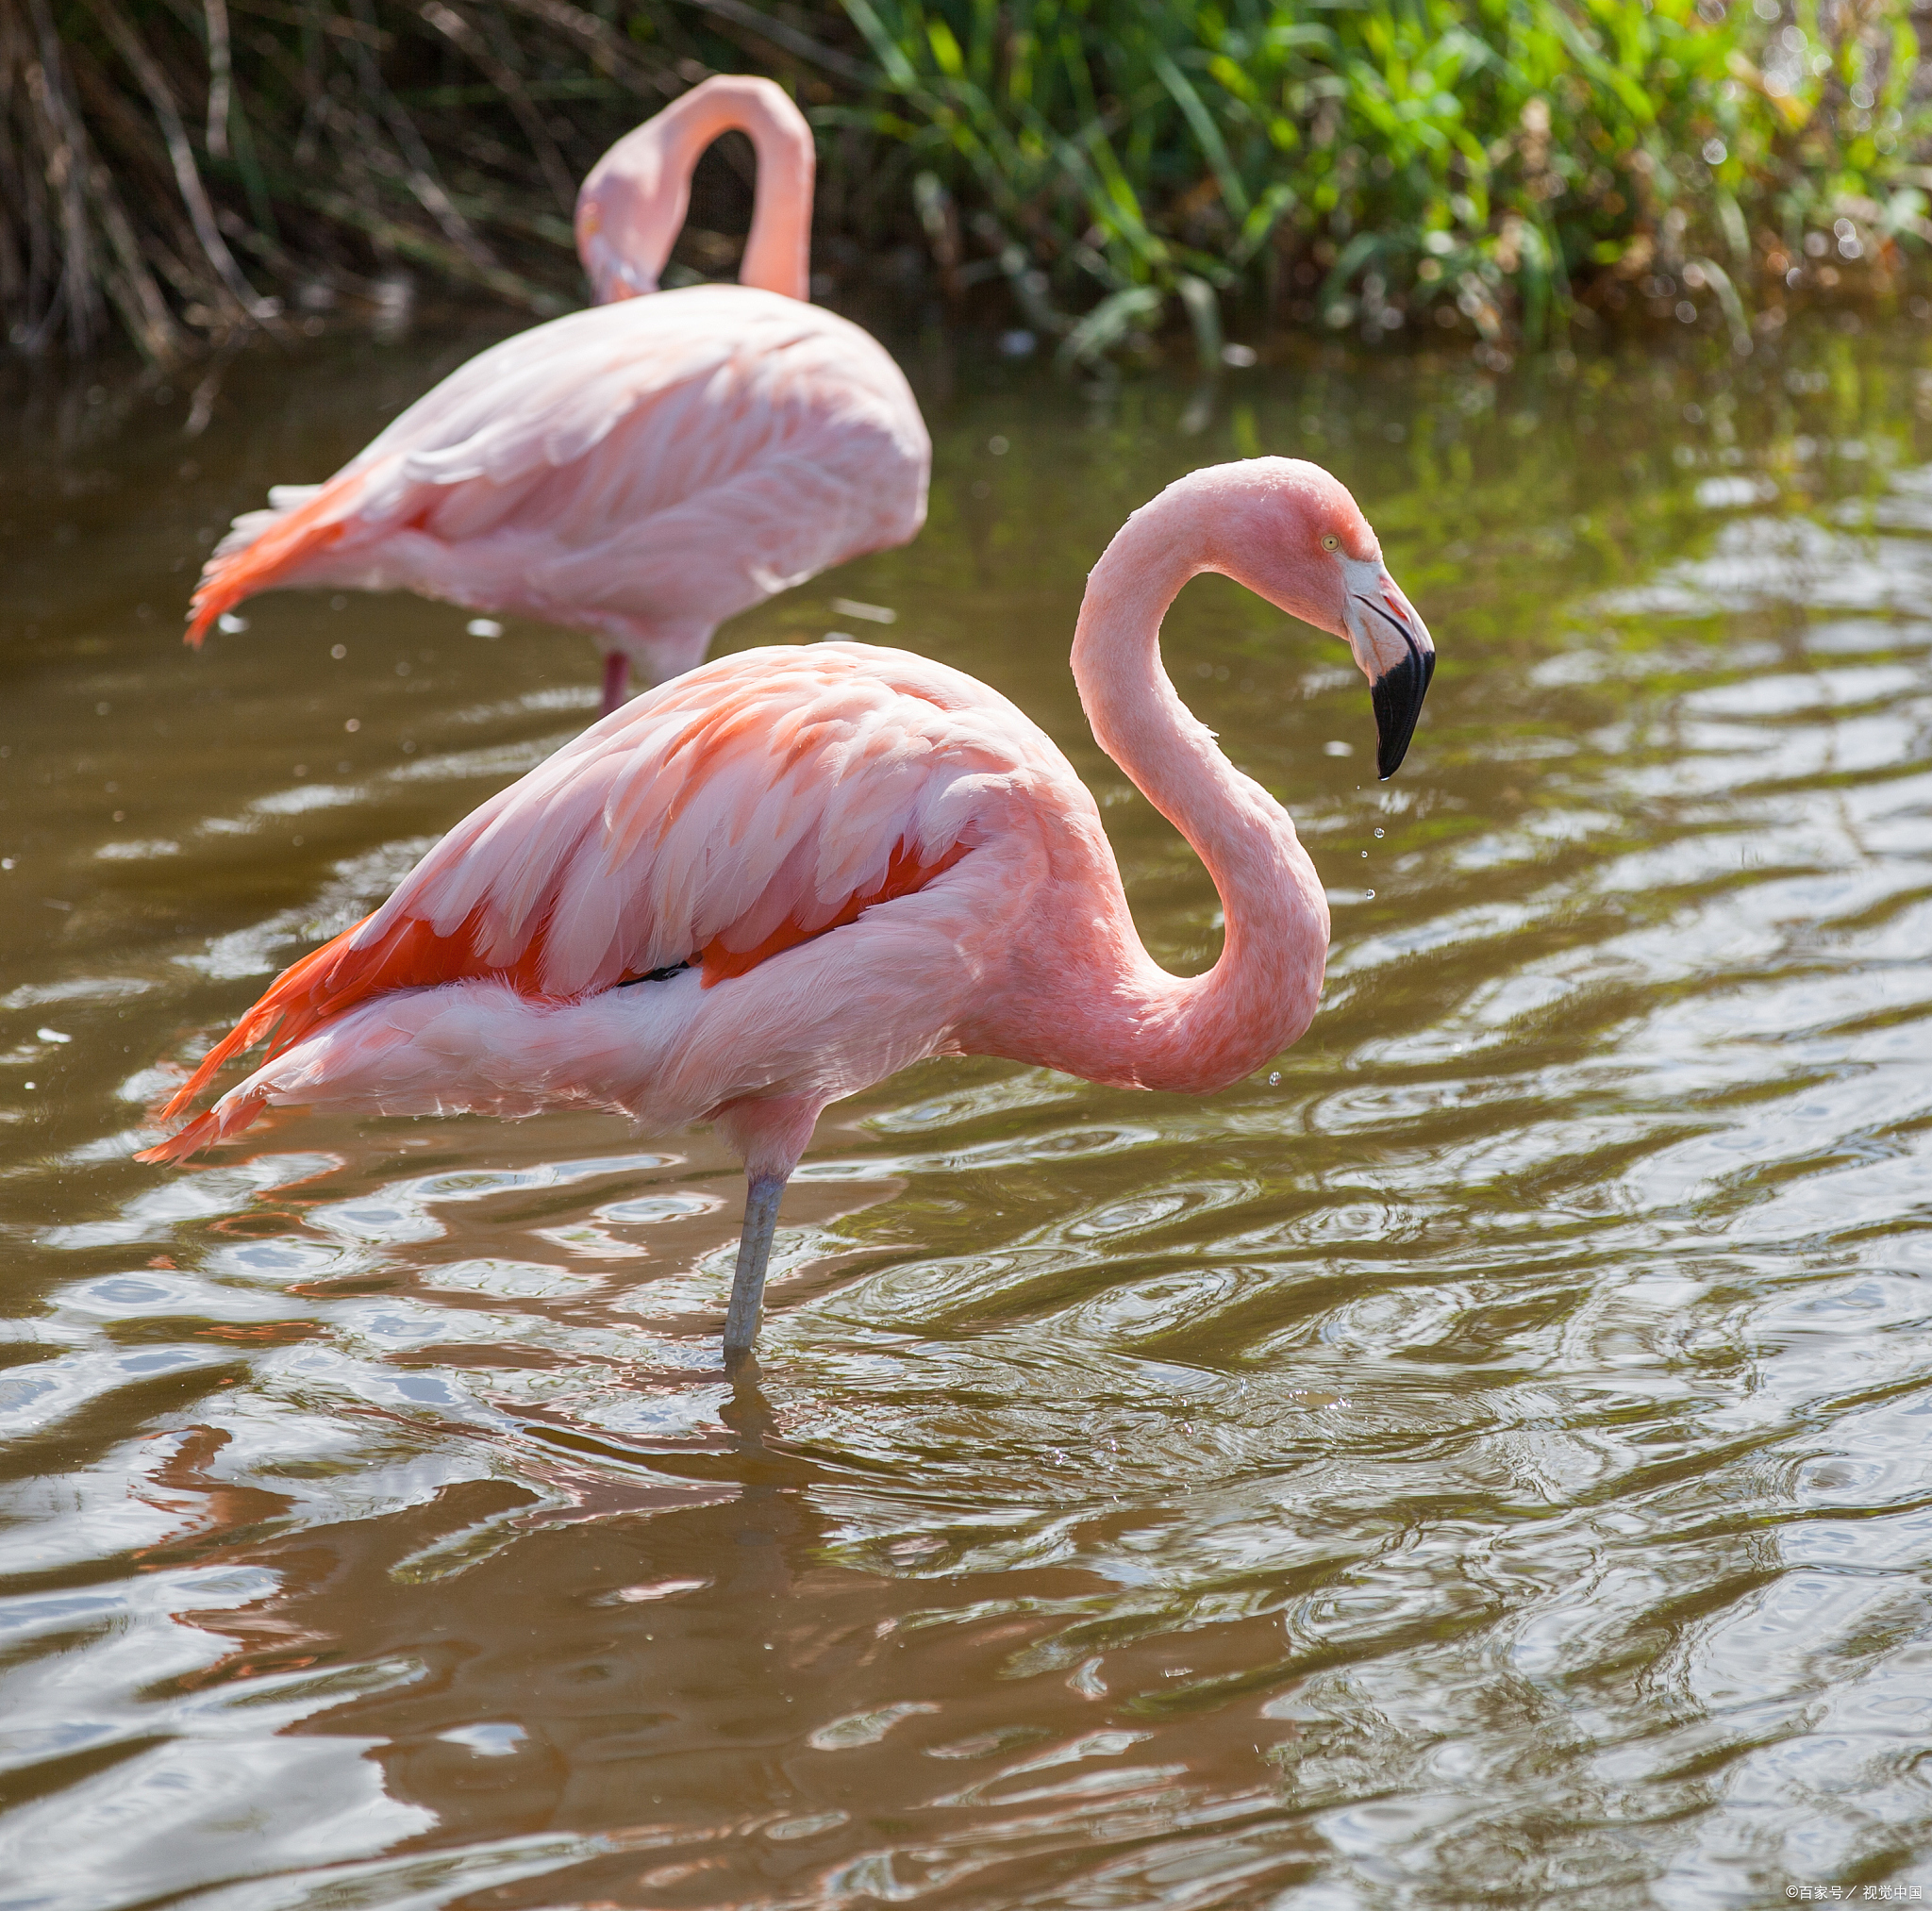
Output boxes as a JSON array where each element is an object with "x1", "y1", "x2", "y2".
[
  {"x1": 986, "y1": 472, "x2": 1332, "y2": 1094},
  {"x1": 576, "y1": 76, "x2": 814, "y2": 304}
]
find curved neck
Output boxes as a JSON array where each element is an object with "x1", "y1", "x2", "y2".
[
  {"x1": 576, "y1": 77, "x2": 814, "y2": 303},
  {"x1": 1041, "y1": 483, "x2": 1332, "y2": 1093}
]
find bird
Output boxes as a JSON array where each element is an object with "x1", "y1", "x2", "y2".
[
  {"x1": 139, "y1": 458, "x2": 1435, "y2": 1359},
  {"x1": 182, "y1": 75, "x2": 931, "y2": 716}
]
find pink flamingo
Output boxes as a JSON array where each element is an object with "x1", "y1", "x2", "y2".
[
  {"x1": 141, "y1": 459, "x2": 1434, "y2": 1356},
  {"x1": 184, "y1": 77, "x2": 930, "y2": 715}
]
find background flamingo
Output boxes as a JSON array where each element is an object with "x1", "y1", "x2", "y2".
[
  {"x1": 141, "y1": 458, "x2": 1435, "y2": 1356},
  {"x1": 184, "y1": 76, "x2": 931, "y2": 714}
]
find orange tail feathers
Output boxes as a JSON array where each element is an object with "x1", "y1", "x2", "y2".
[
  {"x1": 146, "y1": 888, "x2": 507, "y2": 1158},
  {"x1": 184, "y1": 474, "x2": 364, "y2": 646},
  {"x1": 158, "y1": 917, "x2": 375, "y2": 1122},
  {"x1": 135, "y1": 1092, "x2": 271, "y2": 1165}
]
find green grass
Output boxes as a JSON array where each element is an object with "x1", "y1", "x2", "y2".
[
  {"x1": 833, "y1": 0, "x2": 1932, "y2": 354},
  {"x1": 5, "y1": 0, "x2": 1928, "y2": 364}
]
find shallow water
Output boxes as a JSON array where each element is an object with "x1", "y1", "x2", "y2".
[{"x1": 3, "y1": 312, "x2": 1931, "y2": 1910}]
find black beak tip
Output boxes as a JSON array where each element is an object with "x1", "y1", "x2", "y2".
[{"x1": 1372, "y1": 648, "x2": 1435, "y2": 780}]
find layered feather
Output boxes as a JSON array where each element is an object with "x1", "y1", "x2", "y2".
[
  {"x1": 186, "y1": 287, "x2": 929, "y2": 653},
  {"x1": 143, "y1": 642, "x2": 1062, "y2": 1154}
]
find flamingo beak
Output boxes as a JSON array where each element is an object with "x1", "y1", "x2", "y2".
[{"x1": 1341, "y1": 558, "x2": 1436, "y2": 779}]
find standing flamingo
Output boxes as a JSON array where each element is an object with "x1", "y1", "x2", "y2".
[
  {"x1": 185, "y1": 77, "x2": 930, "y2": 714},
  {"x1": 141, "y1": 459, "x2": 1435, "y2": 1357}
]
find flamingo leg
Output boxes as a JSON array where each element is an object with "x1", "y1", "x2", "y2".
[
  {"x1": 723, "y1": 1172, "x2": 787, "y2": 1357},
  {"x1": 600, "y1": 651, "x2": 630, "y2": 716}
]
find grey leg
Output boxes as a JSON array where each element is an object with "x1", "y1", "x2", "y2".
[{"x1": 723, "y1": 1172, "x2": 787, "y2": 1358}]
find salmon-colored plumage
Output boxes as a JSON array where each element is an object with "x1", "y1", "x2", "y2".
[
  {"x1": 698, "y1": 836, "x2": 971, "y2": 984},
  {"x1": 185, "y1": 77, "x2": 929, "y2": 710},
  {"x1": 141, "y1": 461, "x2": 1438, "y2": 1358},
  {"x1": 158, "y1": 808, "x2": 972, "y2": 1129},
  {"x1": 141, "y1": 637, "x2": 1040, "y2": 1167}
]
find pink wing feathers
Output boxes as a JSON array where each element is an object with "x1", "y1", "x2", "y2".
[
  {"x1": 142, "y1": 644, "x2": 1057, "y2": 1158},
  {"x1": 187, "y1": 288, "x2": 929, "y2": 642}
]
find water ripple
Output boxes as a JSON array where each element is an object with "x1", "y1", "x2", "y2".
[{"x1": 5, "y1": 337, "x2": 1932, "y2": 1907}]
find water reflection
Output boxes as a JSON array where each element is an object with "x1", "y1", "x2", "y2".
[{"x1": 2, "y1": 318, "x2": 1931, "y2": 1906}]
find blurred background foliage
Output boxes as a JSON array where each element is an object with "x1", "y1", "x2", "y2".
[{"x1": 4, "y1": 0, "x2": 1930, "y2": 365}]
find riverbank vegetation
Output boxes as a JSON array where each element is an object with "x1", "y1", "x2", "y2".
[{"x1": 5, "y1": 0, "x2": 1929, "y2": 365}]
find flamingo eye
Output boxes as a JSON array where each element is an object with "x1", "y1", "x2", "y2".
[{"x1": 1322, "y1": 534, "x2": 1340, "y2": 552}]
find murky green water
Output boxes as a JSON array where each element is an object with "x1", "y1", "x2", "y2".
[{"x1": 3, "y1": 311, "x2": 1931, "y2": 1909}]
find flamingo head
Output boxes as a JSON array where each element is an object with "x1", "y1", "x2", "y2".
[
  {"x1": 575, "y1": 77, "x2": 814, "y2": 306},
  {"x1": 575, "y1": 176, "x2": 665, "y2": 306},
  {"x1": 1222, "y1": 460, "x2": 1436, "y2": 779}
]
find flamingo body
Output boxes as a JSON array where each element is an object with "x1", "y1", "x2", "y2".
[
  {"x1": 143, "y1": 459, "x2": 1436, "y2": 1355},
  {"x1": 143, "y1": 643, "x2": 1051, "y2": 1155},
  {"x1": 188, "y1": 290, "x2": 928, "y2": 685},
  {"x1": 186, "y1": 77, "x2": 931, "y2": 704}
]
